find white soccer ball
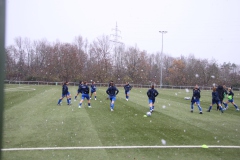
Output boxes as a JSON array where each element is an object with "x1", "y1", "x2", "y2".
[{"x1": 146, "y1": 112, "x2": 151, "y2": 117}]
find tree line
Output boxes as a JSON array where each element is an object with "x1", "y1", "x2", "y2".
[{"x1": 5, "y1": 36, "x2": 240, "y2": 87}]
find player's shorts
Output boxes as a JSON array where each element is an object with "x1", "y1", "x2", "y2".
[
  {"x1": 109, "y1": 96, "x2": 116, "y2": 101},
  {"x1": 91, "y1": 90, "x2": 96, "y2": 93},
  {"x1": 62, "y1": 94, "x2": 67, "y2": 97},
  {"x1": 228, "y1": 99, "x2": 234, "y2": 103},
  {"x1": 149, "y1": 99, "x2": 155, "y2": 104},
  {"x1": 81, "y1": 94, "x2": 90, "y2": 100},
  {"x1": 77, "y1": 89, "x2": 81, "y2": 94},
  {"x1": 212, "y1": 99, "x2": 221, "y2": 105},
  {"x1": 192, "y1": 99, "x2": 200, "y2": 105},
  {"x1": 67, "y1": 92, "x2": 71, "y2": 96},
  {"x1": 125, "y1": 90, "x2": 130, "y2": 95}
]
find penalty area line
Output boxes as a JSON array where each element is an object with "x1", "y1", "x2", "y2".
[{"x1": 2, "y1": 145, "x2": 240, "y2": 151}]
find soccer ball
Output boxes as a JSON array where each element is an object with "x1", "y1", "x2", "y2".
[{"x1": 146, "y1": 112, "x2": 151, "y2": 117}]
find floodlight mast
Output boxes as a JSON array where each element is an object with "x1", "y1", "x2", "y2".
[{"x1": 159, "y1": 31, "x2": 167, "y2": 88}]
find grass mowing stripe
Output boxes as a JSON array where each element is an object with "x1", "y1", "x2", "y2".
[
  {"x1": 2, "y1": 145, "x2": 240, "y2": 151},
  {"x1": 4, "y1": 86, "x2": 104, "y2": 147}
]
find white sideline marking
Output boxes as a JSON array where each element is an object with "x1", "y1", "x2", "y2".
[
  {"x1": 5, "y1": 87, "x2": 36, "y2": 92},
  {"x1": 2, "y1": 145, "x2": 240, "y2": 151}
]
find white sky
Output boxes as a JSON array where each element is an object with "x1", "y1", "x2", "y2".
[{"x1": 6, "y1": 0, "x2": 240, "y2": 65}]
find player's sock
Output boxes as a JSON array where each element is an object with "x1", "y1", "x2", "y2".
[
  {"x1": 58, "y1": 99, "x2": 62, "y2": 104},
  {"x1": 112, "y1": 103, "x2": 114, "y2": 110},
  {"x1": 234, "y1": 104, "x2": 238, "y2": 109},
  {"x1": 198, "y1": 105, "x2": 202, "y2": 112},
  {"x1": 191, "y1": 104, "x2": 194, "y2": 110},
  {"x1": 149, "y1": 107, "x2": 152, "y2": 111},
  {"x1": 75, "y1": 96, "x2": 77, "y2": 100},
  {"x1": 208, "y1": 106, "x2": 212, "y2": 111},
  {"x1": 110, "y1": 103, "x2": 113, "y2": 109},
  {"x1": 67, "y1": 99, "x2": 69, "y2": 104},
  {"x1": 223, "y1": 102, "x2": 227, "y2": 107}
]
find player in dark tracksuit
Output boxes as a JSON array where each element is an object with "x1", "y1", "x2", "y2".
[
  {"x1": 78, "y1": 81, "x2": 91, "y2": 108},
  {"x1": 106, "y1": 82, "x2": 119, "y2": 111},
  {"x1": 106, "y1": 80, "x2": 113, "y2": 100},
  {"x1": 74, "y1": 81, "x2": 83, "y2": 101},
  {"x1": 207, "y1": 87, "x2": 224, "y2": 113},
  {"x1": 124, "y1": 82, "x2": 132, "y2": 101},
  {"x1": 190, "y1": 86, "x2": 202, "y2": 114},
  {"x1": 90, "y1": 81, "x2": 97, "y2": 100},
  {"x1": 147, "y1": 85, "x2": 159, "y2": 113},
  {"x1": 216, "y1": 84, "x2": 228, "y2": 110},
  {"x1": 57, "y1": 81, "x2": 71, "y2": 105}
]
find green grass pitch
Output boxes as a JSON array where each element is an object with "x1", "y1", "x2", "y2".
[{"x1": 2, "y1": 84, "x2": 240, "y2": 160}]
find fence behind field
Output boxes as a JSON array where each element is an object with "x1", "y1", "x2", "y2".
[{"x1": 4, "y1": 80, "x2": 240, "y2": 91}]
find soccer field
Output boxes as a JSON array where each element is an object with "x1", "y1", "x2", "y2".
[{"x1": 2, "y1": 84, "x2": 240, "y2": 160}]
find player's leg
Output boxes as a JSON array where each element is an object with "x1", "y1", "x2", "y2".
[
  {"x1": 78, "y1": 95, "x2": 85, "y2": 108},
  {"x1": 196, "y1": 100, "x2": 202, "y2": 114},
  {"x1": 149, "y1": 99, "x2": 153, "y2": 112},
  {"x1": 57, "y1": 94, "x2": 64, "y2": 105},
  {"x1": 94, "y1": 91, "x2": 97, "y2": 100},
  {"x1": 207, "y1": 102, "x2": 214, "y2": 112},
  {"x1": 87, "y1": 95, "x2": 91, "y2": 108},
  {"x1": 74, "y1": 91, "x2": 79, "y2": 101},
  {"x1": 231, "y1": 101, "x2": 239, "y2": 110},
  {"x1": 223, "y1": 101, "x2": 229, "y2": 109},
  {"x1": 110, "y1": 96, "x2": 115, "y2": 111},
  {"x1": 151, "y1": 99, "x2": 155, "y2": 112},
  {"x1": 67, "y1": 92, "x2": 71, "y2": 105},
  {"x1": 217, "y1": 102, "x2": 224, "y2": 113},
  {"x1": 190, "y1": 101, "x2": 194, "y2": 112}
]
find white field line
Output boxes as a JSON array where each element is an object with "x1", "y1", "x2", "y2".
[
  {"x1": 2, "y1": 145, "x2": 240, "y2": 151},
  {"x1": 4, "y1": 87, "x2": 36, "y2": 92}
]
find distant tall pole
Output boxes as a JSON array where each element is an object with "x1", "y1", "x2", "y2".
[
  {"x1": 159, "y1": 31, "x2": 167, "y2": 88},
  {"x1": 110, "y1": 22, "x2": 123, "y2": 69}
]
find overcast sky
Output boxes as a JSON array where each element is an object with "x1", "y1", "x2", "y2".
[{"x1": 6, "y1": 0, "x2": 240, "y2": 65}]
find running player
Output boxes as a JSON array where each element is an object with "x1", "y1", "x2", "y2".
[
  {"x1": 207, "y1": 87, "x2": 224, "y2": 113},
  {"x1": 147, "y1": 85, "x2": 159, "y2": 113},
  {"x1": 74, "y1": 81, "x2": 83, "y2": 101},
  {"x1": 106, "y1": 80, "x2": 113, "y2": 100},
  {"x1": 124, "y1": 82, "x2": 132, "y2": 101},
  {"x1": 106, "y1": 82, "x2": 119, "y2": 111},
  {"x1": 190, "y1": 86, "x2": 203, "y2": 114},
  {"x1": 223, "y1": 88, "x2": 239, "y2": 111},
  {"x1": 57, "y1": 81, "x2": 71, "y2": 105},
  {"x1": 216, "y1": 84, "x2": 228, "y2": 110},
  {"x1": 78, "y1": 81, "x2": 91, "y2": 108},
  {"x1": 90, "y1": 81, "x2": 97, "y2": 100}
]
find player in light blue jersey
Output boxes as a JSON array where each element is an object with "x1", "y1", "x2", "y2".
[
  {"x1": 90, "y1": 81, "x2": 97, "y2": 100},
  {"x1": 78, "y1": 81, "x2": 91, "y2": 108},
  {"x1": 124, "y1": 82, "x2": 132, "y2": 101},
  {"x1": 106, "y1": 82, "x2": 119, "y2": 111}
]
